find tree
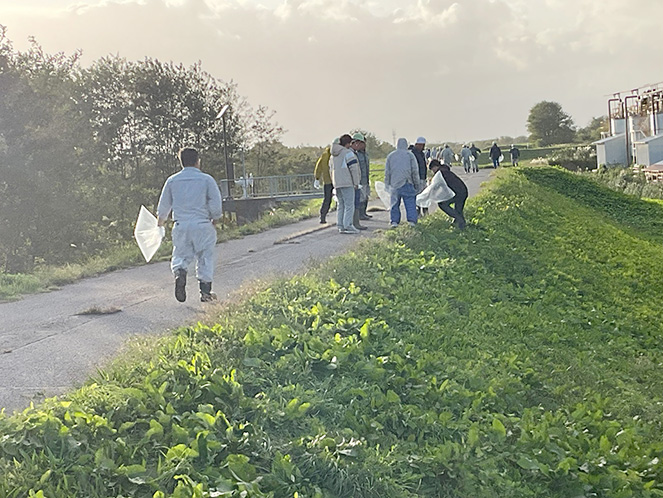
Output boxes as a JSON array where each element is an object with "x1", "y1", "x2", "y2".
[
  {"x1": 576, "y1": 116, "x2": 608, "y2": 143},
  {"x1": 0, "y1": 29, "x2": 276, "y2": 273},
  {"x1": 527, "y1": 101, "x2": 576, "y2": 146},
  {"x1": 350, "y1": 129, "x2": 394, "y2": 159},
  {"x1": 244, "y1": 105, "x2": 285, "y2": 176}
]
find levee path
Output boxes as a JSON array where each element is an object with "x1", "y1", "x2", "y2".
[{"x1": 0, "y1": 168, "x2": 494, "y2": 413}]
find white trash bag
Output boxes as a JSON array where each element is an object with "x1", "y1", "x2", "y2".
[
  {"x1": 499, "y1": 154, "x2": 504, "y2": 163},
  {"x1": 374, "y1": 181, "x2": 392, "y2": 210},
  {"x1": 134, "y1": 205, "x2": 165, "y2": 262},
  {"x1": 416, "y1": 171, "x2": 455, "y2": 208}
]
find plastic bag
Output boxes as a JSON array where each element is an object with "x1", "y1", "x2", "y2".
[
  {"x1": 134, "y1": 205, "x2": 164, "y2": 262},
  {"x1": 374, "y1": 181, "x2": 392, "y2": 210},
  {"x1": 416, "y1": 171, "x2": 455, "y2": 208}
]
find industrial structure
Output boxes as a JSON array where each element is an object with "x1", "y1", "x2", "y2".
[{"x1": 595, "y1": 82, "x2": 663, "y2": 170}]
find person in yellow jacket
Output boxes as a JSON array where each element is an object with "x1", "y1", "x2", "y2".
[{"x1": 314, "y1": 144, "x2": 333, "y2": 224}]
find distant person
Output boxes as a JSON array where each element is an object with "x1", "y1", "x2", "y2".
[
  {"x1": 157, "y1": 147, "x2": 223, "y2": 303},
  {"x1": 409, "y1": 136, "x2": 428, "y2": 216},
  {"x1": 460, "y1": 144, "x2": 473, "y2": 173},
  {"x1": 470, "y1": 143, "x2": 481, "y2": 173},
  {"x1": 509, "y1": 144, "x2": 521, "y2": 167},
  {"x1": 489, "y1": 141, "x2": 502, "y2": 168},
  {"x1": 314, "y1": 144, "x2": 333, "y2": 224},
  {"x1": 330, "y1": 134, "x2": 361, "y2": 234},
  {"x1": 441, "y1": 144, "x2": 455, "y2": 167},
  {"x1": 385, "y1": 138, "x2": 421, "y2": 228},
  {"x1": 429, "y1": 159, "x2": 467, "y2": 229},
  {"x1": 351, "y1": 132, "x2": 370, "y2": 226}
]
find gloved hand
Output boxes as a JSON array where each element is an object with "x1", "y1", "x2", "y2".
[
  {"x1": 158, "y1": 226, "x2": 166, "y2": 239},
  {"x1": 358, "y1": 184, "x2": 363, "y2": 189},
  {"x1": 314, "y1": 179, "x2": 321, "y2": 189}
]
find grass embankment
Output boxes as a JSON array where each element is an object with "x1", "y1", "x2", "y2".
[
  {"x1": 0, "y1": 200, "x2": 320, "y2": 302},
  {"x1": 2, "y1": 166, "x2": 663, "y2": 497}
]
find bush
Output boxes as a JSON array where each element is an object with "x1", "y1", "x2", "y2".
[
  {"x1": 586, "y1": 165, "x2": 663, "y2": 200},
  {"x1": 547, "y1": 145, "x2": 597, "y2": 171}
]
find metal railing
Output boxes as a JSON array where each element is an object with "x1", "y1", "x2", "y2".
[{"x1": 219, "y1": 173, "x2": 319, "y2": 200}]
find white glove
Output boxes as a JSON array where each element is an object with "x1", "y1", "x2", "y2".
[
  {"x1": 358, "y1": 184, "x2": 363, "y2": 189},
  {"x1": 314, "y1": 179, "x2": 321, "y2": 189},
  {"x1": 158, "y1": 226, "x2": 166, "y2": 239}
]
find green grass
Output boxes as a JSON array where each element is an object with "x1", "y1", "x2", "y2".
[{"x1": 2, "y1": 166, "x2": 663, "y2": 497}]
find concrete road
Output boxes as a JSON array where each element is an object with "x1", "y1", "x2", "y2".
[{"x1": 0, "y1": 167, "x2": 493, "y2": 413}]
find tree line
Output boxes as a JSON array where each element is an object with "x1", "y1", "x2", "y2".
[
  {"x1": 0, "y1": 28, "x2": 316, "y2": 274},
  {"x1": 0, "y1": 28, "x2": 399, "y2": 275}
]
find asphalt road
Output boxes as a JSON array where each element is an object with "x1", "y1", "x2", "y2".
[{"x1": 0, "y1": 167, "x2": 494, "y2": 414}]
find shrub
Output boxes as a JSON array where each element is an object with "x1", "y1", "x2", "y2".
[{"x1": 547, "y1": 145, "x2": 597, "y2": 171}]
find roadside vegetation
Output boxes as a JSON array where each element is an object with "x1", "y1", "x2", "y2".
[
  {"x1": 2, "y1": 166, "x2": 662, "y2": 497},
  {"x1": 0, "y1": 200, "x2": 321, "y2": 301},
  {"x1": 583, "y1": 166, "x2": 663, "y2": 200}
]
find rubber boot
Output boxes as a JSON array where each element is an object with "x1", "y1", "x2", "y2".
[
  {"x1": 359, "y1": 201, "x2": 372, "y2": 220},
  {"x1": 174, "y1": 269, "x2": 187, "y2": 302},
  {"x1": 353, "y1": 209, "x2": 367, "y2": 230},
  {"x1": 199, "y1": 281, "x2": 218, "y2": 302}
]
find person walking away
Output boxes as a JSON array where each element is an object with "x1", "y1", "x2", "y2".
[
  {"x1": 351, "y1": 132, "x2": 370, "y2": 228},
  {"x1": 489, "y1": 141, "x2": 501, "y2": 168},
  {"x1": 409, "y1": 136, "x2": 428, "y2": 216},
  {"x1": 509, "y1": 144, "x2": 520, "y2": 167},
  {"x1": 460, "y1": 144, "x2": 473, "y2": 173},
  {"x1": 314, "y1": 145, "x2": 333, "y2": 223},
  {"x1": 441, "y1": 144, "x2": 455, "y2": 167},
  {"x1": 429, "y1": 159, "x2": 467, "y2": 228},
  {"x1": 157, "y1": 147, "x2": 223, "y2": 303},
  {"x1": 385, "y1": 138, "x2": 422, "y2": 227},
  {"x1": 469, "y1": 143, "x2": 481, "y2": 173},
  {"x1": 330, "y1": 134, "x2": 361, "y2": 234}
]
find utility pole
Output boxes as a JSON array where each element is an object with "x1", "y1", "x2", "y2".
[{"x1": 216, "y1": 104, "x2": 234, "y2": 197}]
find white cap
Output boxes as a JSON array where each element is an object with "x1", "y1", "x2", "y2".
[{"x1": 415, "y1": 136, "x2": 426, "y2": 144}]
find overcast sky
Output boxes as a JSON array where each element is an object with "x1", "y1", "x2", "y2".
[{"x1": 1, "y1": 0, "x2": 661, "y2": 146}]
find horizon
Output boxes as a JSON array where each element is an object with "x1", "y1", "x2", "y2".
[{"x1": 1, "y1": 0, "x2": 661, "y2": 147}]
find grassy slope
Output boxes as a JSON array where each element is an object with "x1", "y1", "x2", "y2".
[{"x1": 1, "y1": 167, "x2": 662, "y2": 497}]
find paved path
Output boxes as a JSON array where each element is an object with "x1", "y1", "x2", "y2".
[{"x1": 0, "y1": 168, "x2": 493, "y2": 413}]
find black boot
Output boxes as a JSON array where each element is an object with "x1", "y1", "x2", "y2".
[
  {"x1": 359, "y1": 201, "x2": 372, "y2": 220},
  {"x1": 353, "y1": 209, "x2": 367, "y2": 230},
  {"x1": 174, "y1": 269, "x2": 187, "y2": 302},
  {"x1": 199, "y1": 281, "x2": 217, "y2": 302}
]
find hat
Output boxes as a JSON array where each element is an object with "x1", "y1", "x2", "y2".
[
  {"x1": 352, "y1": 132, "x2": 365, "y2": 142},
  {"x1": 416, "y1": 136, "x2": 426, "y2": 144}
]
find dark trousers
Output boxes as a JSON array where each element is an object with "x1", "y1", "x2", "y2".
[
  {"x1": 320, "y1": 183, "x2": 333, "y2": 221},
  {"x1": 438, "y1": 194, "x2": 467, "y2": 227}
]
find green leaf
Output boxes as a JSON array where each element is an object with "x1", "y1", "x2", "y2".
[
  {"x1": 516, "y1": 455, "x2": 540, "y2": 471},
  {"x1": 118, "y1": 464, "x2": 146, "y2": 477},
  {"x1": 226, "y1": 454, "x2": 257, "y2": 482},
  {"x1": 386, "y1": 390, "x2": 401, "y2": 404},
  {"x1": 242, "y1": 357, "x2": 261, "y2": 368},
  {"x1": 146, "y1": 419, "x2": 164, "y2": 439},
  {"x1": 491, "y1": 418, "x2": 506, "y2": 438}
]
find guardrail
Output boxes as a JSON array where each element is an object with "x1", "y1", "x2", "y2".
[{"x1": 219, "y1": 173, "x2": 319, "y2": 200}]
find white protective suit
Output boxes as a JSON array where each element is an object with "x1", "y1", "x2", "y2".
[{"x1": 157, "y1": 167, "x2": 223, "y2": 283}]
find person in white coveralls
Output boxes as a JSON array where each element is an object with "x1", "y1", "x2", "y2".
[{"x1": 157, "y1": 147, "x2": 223, "y2": 303}]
